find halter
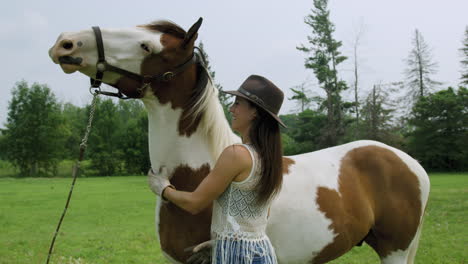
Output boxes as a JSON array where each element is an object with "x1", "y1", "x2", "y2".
[{"x1": 90, "y1": 26, "x2": 198, "y2": 99}]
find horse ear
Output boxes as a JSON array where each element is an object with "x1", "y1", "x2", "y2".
[{"x1": 182, "y1": 17, "x2": 203, "y2": 49}]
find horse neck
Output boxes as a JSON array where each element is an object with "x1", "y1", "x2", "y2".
[{"x1": 141, "y1": 86, "x2": 239, "y2": 172}]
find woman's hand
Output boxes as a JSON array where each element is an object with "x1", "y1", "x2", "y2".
[
  {"x1": 147, "y1": 166, "x2": 174, "y2": 199},
  {"x1": 185, "y1": 240, "x2": 214, "y2": 264}
]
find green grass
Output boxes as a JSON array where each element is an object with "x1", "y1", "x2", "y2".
[
  {"x1": 0, "y1": 160, "x2": 105, "y2": 178},
  {"x1": 0, "y1": 176, "x2": 168, "y2": 264},
  {"x1": 0, "y1": 173, "x2": 466, "y2": 264}
]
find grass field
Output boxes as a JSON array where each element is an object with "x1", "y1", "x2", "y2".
[{"x1": 0, "y1": 173, "x2": 466, "y2": 264}]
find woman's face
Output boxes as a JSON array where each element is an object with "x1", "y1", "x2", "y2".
[{"x1": 229, "y1": 97, "x2": 257, "y2": 134}]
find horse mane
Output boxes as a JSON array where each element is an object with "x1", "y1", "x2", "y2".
[
  {"x1": 186, "y1": 67, "x2": 240, "y2": 160},
  {"x1": 139, "y1": 20, "x2": 186, "y2": 39},
  {"x1": 141, "y1": 20, "x2": 239, "y2": 159}
]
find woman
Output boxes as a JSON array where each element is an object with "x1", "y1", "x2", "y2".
[{"x1": 149, "y1": 75, "x2": 286, "y2": 264}]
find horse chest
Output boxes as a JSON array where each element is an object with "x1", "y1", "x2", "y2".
[{"x1": 155, "y1": 163, "x2": 213, "y2": 262}]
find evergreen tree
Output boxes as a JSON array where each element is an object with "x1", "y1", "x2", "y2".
[
  {"x1": 280, "y1": 110, "x2": 328, "y2": 154},
  {"x1": 404, "y1": 29, "x2": 440, "y2": 102},
  {"x1": 297, "y1": 0, "x2": 348, "y2": 146},
  {"x1": 408, "y1": 87, "x2": 468, "y2": 171},
  {"x1": 460, "y1": 26, "x2": 468, "y2": 85},
  {"x1": 289, "y1": 82, "x2": 313, "y2": 112},
  {"x1": 3, "y1": 81, "x2": 65, "y2": 176},
  {"x1": 360, "y1": 84, "x2": 398, "y2": 144}
]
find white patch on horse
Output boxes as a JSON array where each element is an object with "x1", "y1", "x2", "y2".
[
  {"x1": 51, "y1": 27, "x2": 163, "y2": 84},
  {"x1": 381, "y1": 249, "x2": 409, "y2": 264},
  {"x1": 142, "y1": 94, "x2": 214, "y2": 170},
  {"x1": 94, "y1": 27, "x2": 163, "y2": 83},
  {"x1": 266, "y1": 145, "x2": 348, "y2": 263}
]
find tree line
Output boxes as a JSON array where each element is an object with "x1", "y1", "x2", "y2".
[
  {"x1": 0, "y1": 81, "x2": 150, "y2": 177},
  {"x1": 281, "y1": 0, "x2": 467, "y2": 171},
  {"x1": 1, "y1": 0, "x2": 467, "y2": 176}
]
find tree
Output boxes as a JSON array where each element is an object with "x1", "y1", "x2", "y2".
[
  {"x1": 289, "y1": 82, "x2": 313, "y2": 112},
  {"x1": 280, "y1": 110, "x2": 328, "y2": 154},
  {"x1": 62, "y1": 103, "x2": 87, "y2": 159},
  {"x1": 360, "y1": 83, "x2": 398, "y2": 144},
  {"x1": 86, "y1": 98, "x2": 123, "y2": 176},
  {"x1": 116, "y1": 100, "x2": 150, "y2": 175},
  {"x1": 3, "y1": 81, "x2": 65, "y2": 176},
  {"x1": 404, "y1": 29, "x2": 440, "y2": 102},
  {"x1": 82, "y1": 99, "x2": 150, "y2": 176},
  {"x1": 0, "y1": 131, "x2": 6, "y2": 160},
  {"x1": 297, "y1": 0, "x2": 348, "y2": 147},
  {"x1": 351, "y1": 22, "x2": 366, "y2": 125},
  {"x1": 407, "y1": 87, "x2": 468, "y2": 171},
  {"x1": 198, "y1": 41, "x2": 231, "y2": 121},
  {"x1": 460, "y1": 26, "x2": 468, "y2": 85}
]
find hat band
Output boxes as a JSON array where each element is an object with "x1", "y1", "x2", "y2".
[{"x1": 238, "y1": 87, "x2": 276, "y2": 114}]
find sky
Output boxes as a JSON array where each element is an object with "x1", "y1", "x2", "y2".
[{"x1": 0, "y1": 0, "x2": 467, "y2": 129}]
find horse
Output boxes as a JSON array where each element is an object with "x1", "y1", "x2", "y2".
[{"x1": 49, "y1": 18, "x2": 430, "y2": 264}]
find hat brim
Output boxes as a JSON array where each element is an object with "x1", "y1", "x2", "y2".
[{"x1": 222, "y1": 90, "x2": 287, "y2": 128}]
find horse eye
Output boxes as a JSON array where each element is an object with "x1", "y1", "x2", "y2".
[{"x1": 140, "y1": 43, "x2": 150, "y2": 52}]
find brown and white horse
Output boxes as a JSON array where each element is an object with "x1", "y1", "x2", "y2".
[{"x1": 49, "y1": 19, "x2": 430, "y2": 264}]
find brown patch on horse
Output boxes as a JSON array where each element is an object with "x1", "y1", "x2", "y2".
[
  {"x1": 282, "y1": 157, "x2": 295, "y2": 174},
  {"x1": 312, "y1": 146, "x2": 422, "y2": 263},
  {"x1": 160, "y1": 33, "x2": 183, "y2": 49},
  {"x1": 139, "y1": 20, "x2": 206, "y2": 136},
  {"x1": 137, "y1": 27, "x2": 207, "y2": 136},
  {"x1": 139, "y1": 20, "x2": 186, "y2": 39},
  {"x1": 158, "y1": 163, "x2": 212, "y2": 262}
]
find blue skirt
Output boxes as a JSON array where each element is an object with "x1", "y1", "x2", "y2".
[{"x1": 213, "y1": 238, "x2": 277, "y2": 264}]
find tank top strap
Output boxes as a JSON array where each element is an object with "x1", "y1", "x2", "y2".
[{"x1": 232, "y1": 144, "x2": 257, "y2": 185}]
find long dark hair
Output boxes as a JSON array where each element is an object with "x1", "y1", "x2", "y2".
[{"x1": 247, "y1": 102, "x2": 283, "y2": 205}]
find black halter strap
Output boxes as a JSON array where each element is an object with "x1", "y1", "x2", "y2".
[
  {"x1": 90, "y1": 26, "x2": 105, "y2": 89},
  {"x1": 90, "y1": 26, "x2": 199, "y2": 99}
]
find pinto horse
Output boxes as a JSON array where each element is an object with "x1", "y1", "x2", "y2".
[{"x1": 49, "y1": 18, "x2": 430, "y2": 264}]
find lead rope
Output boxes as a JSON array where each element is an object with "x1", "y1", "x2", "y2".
[{"x1": 46, "y1": 91, "x2": 99, "y2": 264}]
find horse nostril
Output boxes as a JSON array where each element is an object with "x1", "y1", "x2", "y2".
[{"x1": 62, "y1": 41, "x2": 74, "y2": 50}]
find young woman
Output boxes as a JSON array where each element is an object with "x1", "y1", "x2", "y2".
[{"x1": 148, "y1": 75, "x2": 286, "y2": 264}]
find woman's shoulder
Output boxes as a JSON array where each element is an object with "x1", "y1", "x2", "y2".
[{"x1": 219, "y1": 144, "x2": 253, "y2": 167}]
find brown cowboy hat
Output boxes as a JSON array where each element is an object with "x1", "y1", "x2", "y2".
[{"x1": 222, "y1": 75, "x2": 286, "y2": 128}]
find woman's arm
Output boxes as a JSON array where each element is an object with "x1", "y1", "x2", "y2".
[{"x1": 163, "y1": 145, "x2": 251, "y2": 215}]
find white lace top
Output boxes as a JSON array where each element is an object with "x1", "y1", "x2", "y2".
[{"x1": 211, "y1": 144, "x2": 277, "y2": 264}]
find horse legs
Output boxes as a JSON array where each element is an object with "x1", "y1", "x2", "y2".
[
  {"x1": 364, "y1": 220, "x2": 424, "y2": 264},
  {"x1": 405, "y1": 219, "x2": 424, "y2": 264}
]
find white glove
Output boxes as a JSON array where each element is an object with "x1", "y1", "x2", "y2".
[
  {"x1": 147, "y1": 166, "x2": 174, "y2": 199},
  {"x1": 185, "y1": 240, "x2": 214, "y2": 264}
]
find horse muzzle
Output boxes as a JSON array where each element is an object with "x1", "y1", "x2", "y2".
[{"x1": 57, "y1": 56, "x2": 84, "y2": 73}]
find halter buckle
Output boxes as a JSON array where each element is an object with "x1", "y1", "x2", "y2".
[
  {"x1": 96, "y1": 62, "x2": 106, "y2": 72},
  {"x1": 162, "y1": 71, "x2": 174, "y2": 82}
]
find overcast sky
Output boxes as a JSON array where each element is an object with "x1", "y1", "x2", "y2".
[{"x1": 1, "y1": 0, "x2": 467, "y2": 128}]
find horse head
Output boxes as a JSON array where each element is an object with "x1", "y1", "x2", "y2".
[
  {"x1": 49, "y1": 16, "x2": 238, "y2": 181},
  {"x1": 49, "y1": 18, "x2": 203, "y2": 100}
]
